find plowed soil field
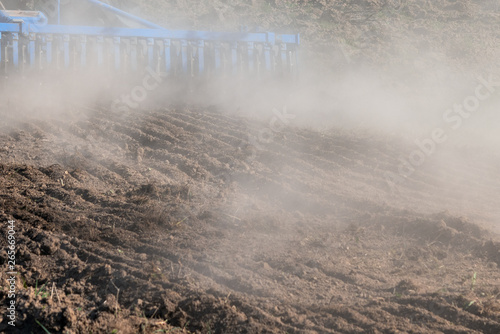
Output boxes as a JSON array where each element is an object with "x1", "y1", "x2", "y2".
[{"x1": 0, "y1": 103, "x2": 499, "y2": 333}]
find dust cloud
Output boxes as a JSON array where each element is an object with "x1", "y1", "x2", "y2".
[
  {"x1": 1, "y1": 0, "x2": 500, "y2": 232},
  {"x1": 2, "y1": 2, "x2": 500, "y2": 332}
]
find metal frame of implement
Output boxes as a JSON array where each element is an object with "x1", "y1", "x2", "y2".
[{"x1": 0, "y1": 0, "x2": 299, "y2": 78}]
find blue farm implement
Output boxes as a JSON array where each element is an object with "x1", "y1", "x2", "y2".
[{"x1": 0, "y1": 0, "x2": 299, "y2": 79}]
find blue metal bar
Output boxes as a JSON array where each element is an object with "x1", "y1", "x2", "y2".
[
  {"x1": 0, "y1": 23, "x2": 18, "y2": 32},
  {"x1": 280, "y1": 34, "x2": 299, "y2": 44},
  {"x1": 29, "y1": 25, "x2": 296, "y2": 45},
  {"x1": 84, "y1": 0, "x2": 165, "y2": 30},
  {"x1": 0, "y1": 0, "x2": 299, "y2": 79},
  {"x1": 0, "y1": 8, "x2": 299, "y2": 77}
]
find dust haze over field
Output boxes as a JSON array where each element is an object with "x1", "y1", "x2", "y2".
[
  {"x1": 16, "y1": 0, "x2": 500, "y2": 225},
  {"x1": 1, "y1": 0, "x2": 500, "y2": 333},
  {"x1": 137, "y1": 0, "x2": 500, "y2": 230}
]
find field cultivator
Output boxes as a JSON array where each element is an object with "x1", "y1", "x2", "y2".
[{"x1": 0, "y1": 0, "x2": 299, "y2": 80}]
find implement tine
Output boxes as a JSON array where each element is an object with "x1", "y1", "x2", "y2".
[
  {"x1": 197, "y1": 40, "x2": 204, "y2": 76},
  {"x1": 280, "y1": 42, "x2": 287, "y2": 74},
  {"x1": 264, "y1": 43, "x2": 271, "y2": 73},
  {"x1": 80, "y1": 35, "x2": 86, "y2": 68},
  {"x1": 12, "y1": 32, "x2": 18, "y2": 70},
  {"x1": 28, "y1": 32, "x2": 35, "y2": 70},
  {"x1": 180, "y1": 39, "x2": 188, "y2": 75},
  {"x1": 130, "y1": 37, "x2": 137, "y2": 72},
  {"x1": 63, "y1": 34, "x2": 69, "y2": 68},
  {"x1": 113, "y1": 36, "x2": 120, "y2": 71},
  {"x1": 147, "y1": 37, "x2": 154, "y2": 69},
  {"x1": 45, "y1": 34, "x2": 52, "y2": 68},
  {"x1": 247, "y1": 42, "x2": 254, "y2": 73},
  {"x1": 96, "y1": 35, "x2": 104, "y2": 67},
  {"x1": 231, "y1": 42, "x2": 238, "y2": 75},
  {"x1": 189, "y1": 41, "x2": 194, "y2": 77},
  {"x1": 164, "y1": 38, "x2": 171, "y2": 75},
  {"x1": 290, "y1": 44, "x2": 298, "y2": 78},
  {"x1": 214, "y1": 41, "x2": 222, "y2": 75}
]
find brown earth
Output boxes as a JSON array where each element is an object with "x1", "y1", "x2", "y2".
[
  {"x1": 0, "y1": 103, "x2": 499, "y2": 333},
  {"x1": 1, "y1": 0, "x2": 500, "y2": 333}
]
